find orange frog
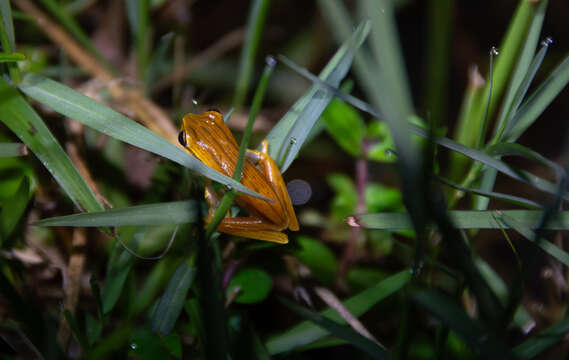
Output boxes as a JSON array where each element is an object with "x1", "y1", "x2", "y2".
[{"x1": 178, "y1": 110, "x2": 299, "y2": 244}]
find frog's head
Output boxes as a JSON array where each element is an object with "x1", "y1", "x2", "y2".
[{"x1": 178, "y1": 110, "x2": 239, "y2": 174}]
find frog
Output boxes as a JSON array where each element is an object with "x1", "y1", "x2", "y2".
[{"x1": 178, "y1": 110, "x2": 299, "y2": 244}]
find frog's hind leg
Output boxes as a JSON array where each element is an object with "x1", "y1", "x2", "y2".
[
  {"x1": 246, "y1": 141, "x2": 299, "y2": 231},
  {"x1": 214, "y1": 217, "x2": 289, "y2": 244}
]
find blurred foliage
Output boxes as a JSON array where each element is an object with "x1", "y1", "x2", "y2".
[{"x1": 1, "y1": 0, "x2": 569, "y2": 359}]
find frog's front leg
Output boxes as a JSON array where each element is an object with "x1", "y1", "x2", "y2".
[{"x1": 245, "y1": 140, "x2": 299, "y2": 231}]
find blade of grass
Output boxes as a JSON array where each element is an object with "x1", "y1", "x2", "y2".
[
  {"x1": 436, "y1": 175, "x2": 541, "y2": 209},
  {"x1": 476, "y1": 0, "x2": 548, "y2": 211},
  {"x1": 498, "y1": 212, "x2": 569, "y2": 267},
  {"x1": 37, "y1": 0, "x2": 111, "y2": 70},
  {"x1": 278, "y1": 297, "x2": 388, "y2": 360},
  {"x1": 233, "y1": 0, "x2": 271, "y2": 108},
  {"x1": 151, "y1": 258, "x2": 196, "y2": 336},
  {"x1": 0, "y1": 177, "x2": 31, "y2": 242},
  {"x1": 347, "y1": 210, "x2": 569, "y2": 231},
  {"x1": 475, "y1": 259, "x2": 535, "y2": 333},
  {"x1": 0, "y1": 142, "x2": 27, "y2": 157},
  {"x1": 0, "y1": 0, "x2": 15, "y2": 51},
  {"x1": 363, "y1": 0, "x2": 413, "y2": 116},
  {"x1": 126, "y1": 0, "x2": 150, "y2": 83},
  {"x1": 0, "y1": 52, "x2": 25, "y2": 62},
  {"x1": 263, "y1": 19, "x2": 370, "y2": 172},
  {"x1": 0, "y1": 77, "x2": 103, "y2": 212},
  {"x1": 512, "y1": 317, "x2": 569, "y2": 359},
  {"x1": 413, "y1": 289, "x2": 509, "y2": 359},
  {"x1": 266, "y1": 269, "x2": 411, "y2": 354},
  {"x1": 278, "y1": 60, "x2": 567, "y2": 201},
  {"x1": 206, "y1": 57, "x2": 275, "y2": 238},
  {"x1": 486, "y1": 142, "x2": 564, "y2": 179},
  {"x1": 17, "y1": 74, "x2": 267, "y2": 200},
  {"x1": 506, "y1": 52, "x2": 569, "y2": 141},
  {"x1": 35, "y1": 200, "x2": 197, "y2": 227}
]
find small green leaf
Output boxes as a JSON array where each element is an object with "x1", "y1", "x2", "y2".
[
  {"x1": 365, "y1": 183, "x2": 403, "y2": 212},
  {"x1": 327, "y1": 173, "x2": 357, "y2": 221},
  {"x1": 294, "y1": 236, "x2": 338, "y2": 286},
  {"x1": 228, "y1": 268, "x2": 273, "y2": 304},
  {"x1": 366, "y1": 121, "x2": 396, "y2": 163},
  {"x1": 151, "y1": 259, "x2": 196, "y2": 336},
  {"x1": 322, "y1": 99, "x2": 365, "y2": 157}
]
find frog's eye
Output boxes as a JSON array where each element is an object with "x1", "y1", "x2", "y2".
[{"x1": 178, "y1": 130, "x2": 187, "y2": 147}]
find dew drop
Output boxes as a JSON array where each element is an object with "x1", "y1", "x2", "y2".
[
  {"x1": 192, "y1": 99, "x2": 198, "y2": 106},
  {"x1": 225, "y1": 184, "x2": 233, "y2": 191},
  {"x1": 490, "y1": 47, "x2": 499, "y2": 56},
  {"x1": 130, "y1": 343, "x2": 137, "y2": 350},
  {"x1": 290, "y1": 137, "x2": 297, "y2": 144},
  {"x1": 541, "y1": 37, "x2": 553, "y2": 47},
  {"x1": 265, "y1": 55, "x2": 277, "y2": 67}
]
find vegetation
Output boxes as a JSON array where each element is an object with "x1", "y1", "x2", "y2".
[{"x1": 1, "y1": 0, "x2": 569, "y2": 359}]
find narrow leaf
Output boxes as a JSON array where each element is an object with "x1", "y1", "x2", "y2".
[
  {"x1": 266, "y1": 269, "x2": 411, "y2": 354},
  {"x1": 0, "y1": 142, "x2": 27, "y2": 157},
  {"x1": 0, "y1": 77, "x2": 103, "y2": 212},
  {"x1": 264, "y1": 19, "x2": 370, "y2": 172},
  {"x1": 18, "y1": 74, "x2": 266, "y2": 200},
  {"x1": 151, "y1": 259, "x2": 196, "y2": 335},
  {"x1": 35, "y1": 200, "x2": 197, "y2": 227},
  {"x1": 279, "y1": 297, "x2": 388, "y2": 360},
  {"x1": 347, "y1": 210, "x2": 569, "y2": 231}
]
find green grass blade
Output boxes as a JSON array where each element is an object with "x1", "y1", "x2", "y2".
[
  {"x1": 506, "y1": 52, "x2": 569, "y2": 141},
  {"x1": 0, "y1": 52, "x2": 25, "y2": 62},
  {"x1": 0, "y1": 142, "x2": 27, "y2": 157},
  {"x1": 272, "y1": 66, "x2": 565, "y2": 201},
  {"x1": 266, "y1": 269, "x2": 411, "y2": 354},
  {"x1": 0, "y1": 0, "x2": 15, "y2": 51},
  {"x1": 0, "y1": 77, "x2": 103, "y2": 212},
  {"x1": 126, "y1": 0, "x2": 150, "y2": 82},
  {"x1": 263, "y1": 19, "x2": 370, "y2": 172},
  {"x1": 363, "y1": 0, "x2": 413, "y2": 116},
  {"x1": 436, "y1": 176, "x2": 541, "y2": 209},
  {"x1": 475, "y1": 259, "x2": 535, "y2": 333},
  {"x1": 413, "y1": 289, "x2": 509, "y2": 358},
  {"x1": 486, "y1": 142, "x2": 564, "y2": 178},
  {"x1": 502, "y1": 38, "x2": 551, "y2": 139},
  {"x1": 102, "y1": 240, "x2": 137, "y2": 314},
  {"x1": 512, "y1": 317, "x2": 569, "y2": 359},
  {"x1": 35, "y1": 200, "x2": 197, "y2": 227},
  {"x1": 17, "y1": 74, "x2": 267, "y2": 200},
  {"x1": 492, "y1": 0, "x2": 547, "y2": 142},
  {"x1": 233, "y1": 0, "x2": 271, "y2": 108},
  {"x1": 348, "y1": 210, "x2": 569, "y2": 231},
  {"x1": 151, "y1": 259, "x2": 196, "y2": 336},
  {"x1": 498, "y1": 212, "x2": 569, "y2": 267},
  {"x1": 0, "y1": 177, "x2": 31, "y2": 241},
  {"x1": 278, "y1": 297, "x2": 388, "y2": 360},
  {"x1": 38, "y1": 0, "x2": 109, "y2": 69}
]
